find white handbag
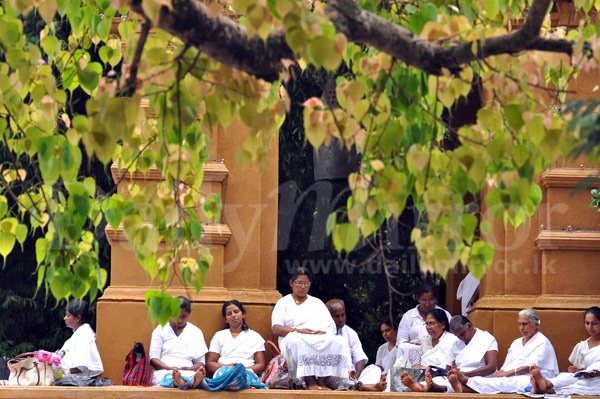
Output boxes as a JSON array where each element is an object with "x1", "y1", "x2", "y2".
[{"x1": 8, "y1": 352, "x2": 55, "y2": 386}]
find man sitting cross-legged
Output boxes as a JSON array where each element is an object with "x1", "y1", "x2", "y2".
[
  {"x1": 325, "y1": 299, "x2": 368, "y2": 389},
  {"x1": 401, "y1": 315, "x2": 498, "y2": 392}
]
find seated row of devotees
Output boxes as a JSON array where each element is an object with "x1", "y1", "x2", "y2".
[{"x1": 60, "y1": 269, "x2": 600, "y2": 394}]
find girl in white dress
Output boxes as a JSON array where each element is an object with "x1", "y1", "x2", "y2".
[
  {"x1": 358, "y1": 318, "x2": 397, "y2": 391},
  {"x1": 60, "y1": 299, "x2": 104, "y2": 377},
  {"x1": 271, "y1": 267, "x2": 351, "y2": 390},
  {"x1": 530, "y1": 306, "x2": 600, "y2": 395},
  {"x1": 206, "y1": 300, "x2": 266, "y2": 378}
]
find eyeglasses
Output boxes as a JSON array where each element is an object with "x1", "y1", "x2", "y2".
[
  {"x1": 419, "y1": 299, "x2": 436, "y2": 304},
  {"x1": 424, "y1": 321, "x2": 439, "y2": 327},
  {"x1": 293, "y1": 282, "x2": 311, "y2": 287}
]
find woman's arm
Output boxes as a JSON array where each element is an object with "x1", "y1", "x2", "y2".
[
  {"x1": 150, "y1": 358, "x2": 175, "y2": 371},
  {"x1": 247, "y1": 351, "x2": 266, "y2": 375},
  {"x1": 463, "y1": 350, "x2": 498, "y2": 378},
  {"x1": 205, "y1": 351, "x2": 234, "y2": 375},
  {"x1": 272, "y1": 324, "x2": 296, "y2": 337}
]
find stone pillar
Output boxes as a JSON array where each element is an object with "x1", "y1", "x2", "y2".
[
  {"x1": 96, "y1": 119, "x2": 281, "y2": 383},
  {"x1": 467, "y1": 70, "x2": 600, "y2": 371}
]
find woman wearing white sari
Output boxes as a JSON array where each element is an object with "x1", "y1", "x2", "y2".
[
  {"x1": 271, "y1": 267, "x2": 352, "y2": 390},
  {"x1": 150, "y1": 296, "x2": 208, "y2": 387},
  {"x1": 400, "y1": 309, "x2": 464, "y2": 392},
  {"x1": 449, "y1": 309, "x2": 559, "y2": 394},
  {"x1": 530, "y1": 306, "x2": 600, "y2": 395},
  {"x1": 206, "y1": 300, "x2": 266, "y2": 385},
  {"x1": 60, "y1": 299, "x2": 104, "y2": 378}
]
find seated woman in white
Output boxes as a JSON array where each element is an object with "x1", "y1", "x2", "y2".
[
  {"x1": 408, "y1": 315, "x2": 498, "y2": 392},
  {"x1": 396, "y1": 284, "x2": 452, "y2": 366},
  {"x1": 206, "y1": 300, "x2": 266, "y2": 378},
  {"x1": 530, "y1": 306, "x2": 600, "y2": 396},
  {"x1": 449, "y1": 308, "x2": 559, "y2": 394},
  {"x1": 272, "y1": 267, "x2": 352, "y2": 390},
  {"x1": 60, "y1": 299, "x2": 104, "y2": 377},
  {"x1": 150, "y1": 296, "x2": 208, "y2": 387},
  {"x1": 358, "y1": 318, "x2": 397, "y2": 391},
  {"x1": 400, "y1": 309, "x2": 464, "y2": 391}
]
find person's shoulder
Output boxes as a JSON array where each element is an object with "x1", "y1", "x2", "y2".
[
  {"x1": 276, "y1": 294, "x2": 293, "y2": 304},
  {"x1": 343, "y1": 325, "x2": 359, "y2": 337},
  {"x1": 245, "y1": 329, "x2": 265, "y2": 341},
  {"x1": 403, "y1": 306, "x2": 419, "y2": 318},
  {"x1": 186, "y1": 322, "x2": 205, "y2": 335},
  {"x1": 75, "y1": 323, "x2": 96, "y2": 339},
  {"x1": 377, "y1": 342, "x2": 388, "y2": 352}
]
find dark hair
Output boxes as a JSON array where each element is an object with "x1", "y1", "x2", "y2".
[
  {"x1": 380, "y1": 318, "x2": 396, "y2": 330},
  {"x1": 222, "y1": 300, "x2": 249, "y2": 331},
  {"x1": 67, "y1": 299, "x2": 96, "y2": 331},
  {"x1": 584, "y1": 306, "x2": 600, "y2": 321},
  {"x1": 425, "y1": 309, "x2": 450, "y2": 332},
  {"x1": 290, "y1": 266, "x2": 312, "y2": 283},
  {"x1": 416, "y1": 283, "x2": 437, "y2": 299},
  {"x1": 178, "y1": 296, "x2": 192, "y2": 313}
]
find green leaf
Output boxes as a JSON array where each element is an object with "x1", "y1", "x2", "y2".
[
  {"x1": 0, "y1": 196, "x2": 8, "y2": 219},
  {"x1": 36, "y1": 238, "x2": 47, "y2": 266},
  {"x1": 484, "y1": 0, "x2": 499, "y2": 18},
  {"x1": 505, "y1": 104, "x2": 524, "y2": 130},
  {"x1": 0, "y1": 232, "x2": 15, "y2": 263},
  {"x1": 306, "y1": 36, "x2": 334, "y2": 68},
  {"x1": 529, "y1": 184, "x2": 543, "y2": 207},
  {"x1": 79, "y1": 62, "x2": 103, "y2": 93},
  {"x1": 332, "y1": 223, "x2": 360, "y2": 253},
  {"x1": 15, "y1": 224, "x2": 27, "y2": 249}
]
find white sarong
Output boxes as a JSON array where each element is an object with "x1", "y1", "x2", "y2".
[
  {"x1": 272, "y1": 294, "x2": 351, "y2": 379},
  {"x1": 467, "y1": 331, "x2": 558, "y2": 394}
]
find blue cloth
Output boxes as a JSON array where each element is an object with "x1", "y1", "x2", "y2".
[
  {"x1": 158, "y1": 364, "x2": 267, "y2": 390},
  {"x1": 204, "y1": 364, "x2": 267, "y2": 391}
]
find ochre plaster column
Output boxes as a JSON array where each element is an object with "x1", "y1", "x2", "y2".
[
  {"x1": 96, "y1": 120, "x2": 281, "y2": 383},
  {"x1": 467, "y1": 70, "x2": 600, "y2": 371}
]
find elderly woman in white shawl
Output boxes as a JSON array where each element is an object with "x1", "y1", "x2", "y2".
[
  {"x1": 449, "y1": 309, "x2": 559, "y2": 394},
  {"x1": 529, "y1": 306, "x2": 600, "y2": 396},
  {"x1": 271, "y1": 267, "x2": 352, "y2": 390}
]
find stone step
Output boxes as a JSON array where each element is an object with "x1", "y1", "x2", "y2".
[{"x1": 2, "y1": 385, "x2": 591, "y2": 398}]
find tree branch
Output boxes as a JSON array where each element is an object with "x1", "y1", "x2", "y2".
[{"x1": 129, "y1": 0, "x2": 578, "y2": 81}]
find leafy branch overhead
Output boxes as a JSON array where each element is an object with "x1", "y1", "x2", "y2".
[{"x1": 0, "y1": 0, "x2": 599, "y2": 323}]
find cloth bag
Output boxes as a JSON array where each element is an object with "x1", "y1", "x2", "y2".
[
  {"x1": 122, "y1": 342, "x2": 149, "y2": 386},
  {"x1": 8, "y1": 352, "x2": 55, "y2": 386},
  {"x1": 261, "y1": 341, "x2": 291, "y2": 389}
]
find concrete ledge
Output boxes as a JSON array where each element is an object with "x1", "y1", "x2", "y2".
[
  {"x1": 105, "y1": 223, "x2": 232, "y2": 245},
  {"x1": 472, "y1": 295, "x2": 600, "y2": 310},
  {"x1": 3, "y1": 386, "x2": 593, "y2": 399},
  {"x1": 535, "y1": 230, "x2": 600, "y2": 251},
  {"x1": 111, "y1": 161, "x2": 229, "y2": 183},
  {"x1": 99, "y1": 287, "x2": 282, "y2": 305},
  {"x1": 541, "y1": 167, "x2": 600, "y2": 188}
]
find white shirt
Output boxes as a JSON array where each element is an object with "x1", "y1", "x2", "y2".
[
  {"x1": 455, "y1": 329, "x2": 498, "y2": 373},
  {"x1": 60, "y1": 323, "x2": 104, "y2": 377},
  {"x1": 337, "y1": 325, "x2": 368, "y2": 369},
  {"x1": 397, "y1": 305, "x2": 452, "y2": 345},
  {"x1": 149, "y1": 322, "x2": 208, "y2": 367},
  {"x1": 208, "y1": 329, "x2": 265, "y2": 367}
]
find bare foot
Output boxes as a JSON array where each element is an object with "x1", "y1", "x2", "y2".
[
  {"x1": 423, "y1": 372, "x2": 433, "y2": 392},
  {"x1": 192, "y1": 368, "x2": 205, "y2": 389},
  {"x1": 172, "y1": 370, "x2": 184, "y2": 388},
  {"x1": 530, "y1": 366, "x2": 547, "y2": 393},
  {"x1": 448, "y1": 371, "x2": 463, "y2": 393},
  {"x1": 357, "y1": 381, "x2": 386, "y2": 392},
  {"x1": 454, "y1": 367, "x2": 469, "y2": 385},
  {"x1": 401, "y1": 371, "x2": 423, "y2": 392},
  {"x1": 317, "y1": 377, "x2": 331, "y2": 390},
  {"x1": 305, "y1": 376, "x2": 320, "y2": 390}
]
